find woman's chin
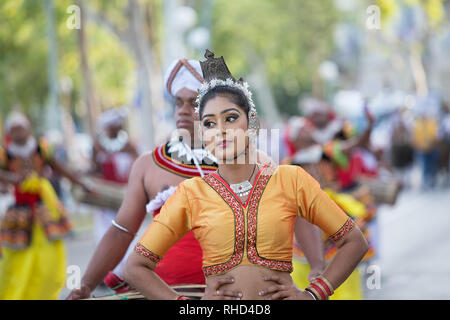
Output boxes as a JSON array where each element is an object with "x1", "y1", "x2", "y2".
[{"x1": 213, "y1": 149, "x2": 245, "y2": 164}]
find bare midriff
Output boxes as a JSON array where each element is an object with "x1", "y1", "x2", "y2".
[{"x1": 204, "y1": 265, "x2": 294, "y2": 300}]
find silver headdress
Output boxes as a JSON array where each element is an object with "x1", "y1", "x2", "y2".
[{"x1": 195, "y1": 50, "x2": 260, "y2": 138}]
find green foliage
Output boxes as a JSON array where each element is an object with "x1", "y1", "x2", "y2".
[
  {"x1": 0, "y1": 0, "x2": 140, "y2": 126},
  {"x1": 211, "y1": 0, "x2": 338, "y2": 115},
  {"x1": 0, "y1": 0, "x2": 49, "y2": 115}
]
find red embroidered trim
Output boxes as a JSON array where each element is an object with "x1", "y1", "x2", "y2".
[
  {"x1": 153, "y1": 144, "x2": 217, "y2": 178},
  {"x1": 177, "y1": 295, "x2": 191, "y2": 300},
  {"x1": 329, "y1": 217, "x2": 355, "y2": 242},
  {"x1": 202, "y1": 174, "x2": 245, "y2": 276},
  {"x1": 203, "y1": 164, "x2": 293, "y2": 275},
  {"x1": 246, "y1": 170, "x2": 293, "y2": 272},
  {"x1": 134, "y1": 243, "x2": 161, "y2": 263}
]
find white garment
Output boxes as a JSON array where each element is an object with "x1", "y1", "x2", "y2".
[{"x1": 146, "y1": 185, "x2": 178, "y2": 214}]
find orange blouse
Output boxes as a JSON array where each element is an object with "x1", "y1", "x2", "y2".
[{"x1": 136, "y1": 164, "x2": 354, "y2": 276}]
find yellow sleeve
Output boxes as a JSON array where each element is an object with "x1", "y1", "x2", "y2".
[
  {"x1": 135, "y1": 183, "x2": 192, "y2": 263},
  {"x1": 296, "y1": 166, "x2": 354, "y2": 242}
]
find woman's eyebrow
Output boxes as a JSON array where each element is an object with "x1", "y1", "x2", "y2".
[
  {"x1": 203, "y1": 107, "x2": 241, "y2": 119},
  {"x1": 220, "y1": 108, "x2": 241, "y2": 115}
]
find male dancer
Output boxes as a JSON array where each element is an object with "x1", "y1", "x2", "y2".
[{"x1": 67, "y1": 59, "x2": 218, "y2": 299}]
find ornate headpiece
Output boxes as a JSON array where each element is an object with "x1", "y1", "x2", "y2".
[{"x1": 195, "y1": 50, "x2": 259, "y2": 137}]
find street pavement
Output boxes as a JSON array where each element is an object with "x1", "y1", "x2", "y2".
[{"x1": 363, "y1": 187, "x2": 450, "y2": 299}]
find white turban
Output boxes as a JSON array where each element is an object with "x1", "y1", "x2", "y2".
[
  {"x1": 164, "y1": 59, "x2": 204, "y2": 97},
  {"x1": 300, "y1": 97, "x2": 330, "y2": 117},
  {"x1": 97, "y1": 107, "x2": 127, "y2": 130},
  {"x1": 4, "y1": 111, "x2": 30, "y2": 133}
]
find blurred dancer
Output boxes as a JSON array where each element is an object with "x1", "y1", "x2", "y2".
[
  {"x1": 283, "y1": 100, "x2": 376, "y2": 299},
  {"x1": 0, "y1": 111, "x2": 90, "y2": 299},
  {"x1": 91, "y1": 108, "x2": 138, "y2": 244}
]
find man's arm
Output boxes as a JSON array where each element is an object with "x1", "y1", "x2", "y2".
[{"x1": 66, "y1": 153, "x2": 153, "y2": 299}]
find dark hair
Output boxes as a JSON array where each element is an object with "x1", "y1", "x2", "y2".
[{"x1": 199, "y1": 86, "x2": 250, "y2": 120}]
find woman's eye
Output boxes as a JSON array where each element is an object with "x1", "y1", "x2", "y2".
[
  {"x1": 226, "y1": 115, "x2": 238, "y2": 122},
  {"x1": 203, "y1": 121, "x2": 215, "y2": 128}
]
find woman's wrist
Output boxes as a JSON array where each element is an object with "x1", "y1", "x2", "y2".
[
  {"x1": 304, "y1": 289, "x2": 317, "y2": 300},
  {"x1": 305, "y1": 275, "x2": 334, "y2": 300}
]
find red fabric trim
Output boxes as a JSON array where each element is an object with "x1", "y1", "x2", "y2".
[
  {"x1": 134, "y1": 243, "x2": 161, "y2": 263},
  {"x1": 329, "y1": 218, "x2": 355, "y2": 242},
  {"x1": 202, "y1": 174, "x2": 246, "y2": 276},
  {"x1": 153, "y1": 144, "x2": 216, "y2": 178},
  {"x1": 210, "y1": 164, "x2": 268, "y2": 209},
  {"x1": 246, "y1": 169, "x2": 293, "y2": 272}
]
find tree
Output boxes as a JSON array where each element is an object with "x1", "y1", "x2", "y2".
[{"x1": 210, "y1": 0, "x2": 339, "y2": 116}]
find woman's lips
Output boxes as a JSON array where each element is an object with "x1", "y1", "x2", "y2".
[{"x1": 217, "y1": 139, "x2": 232, "y2": 148}]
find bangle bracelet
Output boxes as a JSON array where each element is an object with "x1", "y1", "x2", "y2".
[
  {"x1": 306, "y1": 275, "x2": 334, "y2": 300},
  {"x1": 305, "y1": 289, "x2": 317, "y2": 300},
  {"x1": 111, "y1": 219, "x2": 135, "y2": 236}
]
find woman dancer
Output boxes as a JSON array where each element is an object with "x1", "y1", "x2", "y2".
[
  {"x1": 0, "y1": 112, "x2": 90, "y2": 299},
  {"x1": 123, "y1": 51, "x2": 368, "y2": 300}
]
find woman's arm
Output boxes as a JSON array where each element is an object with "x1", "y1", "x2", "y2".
[
  {"x1": 123, "y1": 251, "x2": 180, "y2": 300},
  {"x1": 320, "y1": 225, "x2": 368, "y2": 290}
]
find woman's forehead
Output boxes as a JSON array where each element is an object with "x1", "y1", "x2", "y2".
[{"x1": 203, "y1": 95, "x2": 241, "y2": 114}]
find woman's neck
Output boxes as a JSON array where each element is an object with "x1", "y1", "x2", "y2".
[{"x1": 217, "y1": 150, "x2": 257, "y2": 184}]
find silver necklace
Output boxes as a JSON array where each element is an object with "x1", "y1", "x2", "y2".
[
  {"x1": 218, "y1": 164, "x2": 257, "y2": 197},
  {"x1": 99, "y1": 130, "x2": 129, "y2": 153}
]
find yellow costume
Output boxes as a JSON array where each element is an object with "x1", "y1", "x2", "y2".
[
  {"x1": 0, "y1": 138, "x2": 71, "y2": 300},
  {"x1": 136, "y1": 164, "x2": 354, "y2": 280}
]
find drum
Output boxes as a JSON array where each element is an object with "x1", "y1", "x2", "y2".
[
  {"x1": 85, "y1": 284, "x2": 206, "y2": 300},
  {"x1": 359, "y1": 177, "x2": 402, "y2": 205},
  {"x1": 73, "y1": 176, "x2": 127, "y2": 211}
]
